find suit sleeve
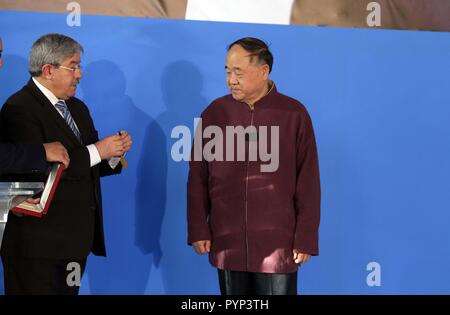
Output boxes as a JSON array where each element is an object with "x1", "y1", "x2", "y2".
[
  {"x1": 187, "y1": 113, "x2": 211, "y2": 245},
  {"x1": 79, "y1": 104, "x2": 122, "y2": 177},
  {"x1": 293, "y1": 107, "x2": 321, "y2": 255},
  {"x1": 99, "y1": 159, "x2": 122, "y2": 177},
  {"x1": 0, "y1": 143, "x2": 47, "y2": 174}
]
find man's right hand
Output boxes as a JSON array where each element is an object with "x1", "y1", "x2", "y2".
[
  {"x1": 192, "y1": 240, "x2": 211, "y2": 255},
  {"x1": 43, "y1": 141, "x2": 70, "y2": 168},
  {"x1": 95, "y1": 134, "x2": 127, "y2": 160}
]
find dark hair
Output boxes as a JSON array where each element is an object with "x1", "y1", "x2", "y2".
[{"x1": 228, "y1": 37, "x2": 273, "y2": 73}]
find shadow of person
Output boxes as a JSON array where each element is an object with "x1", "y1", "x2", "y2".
[
  {"x1": 79, "y1": 60, "x2": 163, "y2": 294},
  {"x1": 149, "y1": 60, "x2": 217, "y2": 294},
  {"x1": 134, "y1": 90, "x2": 166, "y2": 271},
  {"x1": 0, "y1": 54, "x2": 29, "y2": 107}
]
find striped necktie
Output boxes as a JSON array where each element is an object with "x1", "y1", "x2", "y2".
[{"x1": 55, "y1": 100, "x2": 82, "y2": 143}]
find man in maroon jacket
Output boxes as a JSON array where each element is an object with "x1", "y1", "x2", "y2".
[{"x1": 187, "y1": 37, "x2": 321, "y2": 295}]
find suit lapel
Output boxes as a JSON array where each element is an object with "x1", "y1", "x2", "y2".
[{"x1": 26, "y1": 79, "x2": 83, "y2": 146}]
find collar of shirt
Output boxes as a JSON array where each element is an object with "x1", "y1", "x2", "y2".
[
  {"x1": 32, "y1": 77, "x2": 65, "y2": 116},
  {"x1": 247, "y1": 80, "x2": 277, "y2": 109}
]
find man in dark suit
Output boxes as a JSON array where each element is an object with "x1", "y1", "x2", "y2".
[
  {"x1": 0, "y1": 33, "x2": 132, "y2": 294},
  {"x1": 0, "y1": 36, "x2": 70, "y2": 173}
]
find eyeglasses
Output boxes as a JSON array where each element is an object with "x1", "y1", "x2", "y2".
[{"x1": 57, "y1": 64, "x2": 82, "y2": 72}]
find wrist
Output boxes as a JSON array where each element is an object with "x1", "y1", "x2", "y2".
[{"x1": 94, "y1": 142, "x2": 105, "y2": 160}]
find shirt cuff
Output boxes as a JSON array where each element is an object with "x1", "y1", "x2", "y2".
[{"x1": 87, "y1": 144, "x2": 102, "y2": 167}]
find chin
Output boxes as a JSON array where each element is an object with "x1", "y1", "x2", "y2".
[
  {"x1": 231, "y1": 93, "x2": 243, "y2": 101},
  {"x1": 231, "y1": 96, "x2": 242, "y2": 102}
]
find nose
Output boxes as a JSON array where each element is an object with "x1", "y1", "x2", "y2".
[
  {"x1": 227, "y1": 73, "x2": 238, "y2": 86},
  {"x1": 75, "y1": 68, "x2": 82, "y2": 79}
]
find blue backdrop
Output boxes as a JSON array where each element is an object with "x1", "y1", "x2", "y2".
[{"x1": 1, "y1": 10, "x2": 449, "y2": 294}]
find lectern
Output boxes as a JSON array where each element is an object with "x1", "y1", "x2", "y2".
[{"x1": 0, "y1": 182, "x2": 44, "y2": 246}]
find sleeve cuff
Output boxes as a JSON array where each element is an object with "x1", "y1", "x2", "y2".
[{"x1": 87, "y1": 144, "x2": 102, "y2": 167}]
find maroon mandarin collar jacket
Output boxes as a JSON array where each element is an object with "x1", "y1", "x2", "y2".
[{"x1": 188, "y1": 84, "x2": 321, "y2": 273}]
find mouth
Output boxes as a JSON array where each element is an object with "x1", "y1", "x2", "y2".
[{"x1": 70, "y1": 83, "x2": 79, "y2": 94}]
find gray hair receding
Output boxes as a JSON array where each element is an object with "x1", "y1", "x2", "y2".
[{"x1": 29, "y1": 33, "x2": 83, "y2": 77}]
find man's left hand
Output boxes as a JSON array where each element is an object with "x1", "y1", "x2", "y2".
[{"x1": 293, "y1": 250, "x2": 311, "y2": 264}]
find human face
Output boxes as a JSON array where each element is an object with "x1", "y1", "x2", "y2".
[
  {"x1": 0, "y1": 38, "x2": 3, "y2": 68},
  {"x1": 50, "y1": 53, "x2": 82, "y2": 100},
  {"x1": 225, "y1": 45, "x2": 269, "y2": 106}
]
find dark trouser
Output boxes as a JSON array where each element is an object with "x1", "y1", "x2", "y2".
[
  {"x1": 218, "y1": 269, "x2": 297, "y2": 295},
  {"x1": 2, "y1": 256, "x2": 87, "y2": 295}
]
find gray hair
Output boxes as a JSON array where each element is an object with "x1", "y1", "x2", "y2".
[{"x1": 29, "y1": 33, "x2": 83, "y2": 77}]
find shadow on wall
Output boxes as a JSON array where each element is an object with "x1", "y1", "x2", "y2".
[
  {"x1": 0, "y1": 55, "x2": 29, "y2": 106},
  {"x1": 147, "y1": 60, "x2": 218, "y2": 294},
  {"x1": 79, "y1": 60, "x2": 165, "y2": 294}
]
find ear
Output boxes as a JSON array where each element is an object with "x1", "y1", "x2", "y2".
[
  {"x1": 41, "y1": 64, "x2": 54, "y2": 80},
  {"x1": 260, "y1": 64, "x2": 270, "y2": 80}
]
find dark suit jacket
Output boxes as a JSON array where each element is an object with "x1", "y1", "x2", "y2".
[
  {"x1": 0, "y1": 143, "x2": 47, "y2": 174},
  {"x1": 0, "y1": 79, "x2": 121, "y2": 259}
]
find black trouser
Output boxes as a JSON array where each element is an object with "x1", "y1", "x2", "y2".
[
  {"x1": 2, "y1": 256, "x2": 87, "y2": 295},
  {"x1": 218, "y1": 269, "x2": 297, "y2": 295}
]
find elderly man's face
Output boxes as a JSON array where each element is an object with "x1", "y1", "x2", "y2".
[
  {"x1": 0, "y1": 39, "x2": 3, "y2": 68},
  {"x1": 51, "y1": 53, "x2": 82, "y2": 100},
  {"x1": 226, "y1": 45, "x2": 269, "y2": 105}
]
